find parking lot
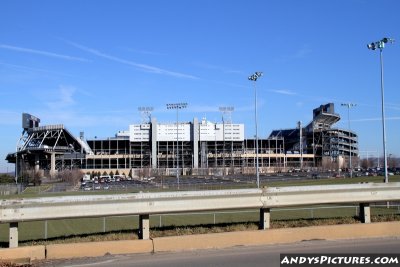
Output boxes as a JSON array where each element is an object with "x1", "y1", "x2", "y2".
[{"x1": 77, "y1": 171, "x2": 338, "y2": 192}]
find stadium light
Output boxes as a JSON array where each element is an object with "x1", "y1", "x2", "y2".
[
  {"x1": 15, "y1": 146, "x2": 18, "y2": 189},
  {"x1": 367, "y1": 37, "x2": 394, "y2": 183},
  {"x1": 341, "y1": 103, "x2": 357, "y2": 178},
  {"x1": 138, "y1": 106, "x2": 154, "y2": 124},
  {"x1": 166, "y1": 103, "x2": 188, "y2": 189},
  {"x1": 219, "y1": 107, "x2": 235, "y2": 174},
  {"x1": 248, "y1": 71, "x2": 263, "y2": 188}
]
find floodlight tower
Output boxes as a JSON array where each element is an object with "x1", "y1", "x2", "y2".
[
  {"x1": 248, "y1": 71, "x2": 263, "y2": 188},
  {"x1": 298, "y1": 121, "x2": 303, "y2": 169},
  {"x1": 138, "y1": 106, "x2": 154, "y2": 123},
  {"x1": 166, "y1": 103, "x2": 188, "y2": 189},
  {"x1": 367, "y1": 37, "x2": 394, "y2": 183},
  {"x1": 138, "y1": 107, "x2": 153, "y2": 170},
  {"x1": 341, "y1": 103, "x2": 357, "y2": 178},
  {"x1": 219, "y1": 107, "x2": 234, "y2": 172}
]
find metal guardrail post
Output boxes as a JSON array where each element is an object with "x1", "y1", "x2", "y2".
[
  {"x1": 139, "y1": 214, "x2": 150, "y2": 240},
  {"x1": 9, "y1": 222, "x2": 18, "y2": 248},
  {"x1": 359, "y1": 203, "x2": 371, "y2": 223},
  {"x1": 259, "y1": 208, "x2": 270, "y2": 230}
]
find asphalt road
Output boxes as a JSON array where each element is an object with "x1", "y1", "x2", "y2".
[{"x1": 38, "y1": 237, "x2": 400, "y2": 267}]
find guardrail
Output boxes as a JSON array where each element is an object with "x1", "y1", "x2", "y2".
[{"x1": 1, "y1": 182, "x2": 400, "y2": 248}]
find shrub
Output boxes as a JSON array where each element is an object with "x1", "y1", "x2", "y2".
[{"x1": 0, "y1": 173, "x2": 15, "y2": 184}]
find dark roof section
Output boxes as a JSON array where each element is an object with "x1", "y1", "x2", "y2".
[{"x1": 5, "y1": 124, "x2": 93, "y2": 163}]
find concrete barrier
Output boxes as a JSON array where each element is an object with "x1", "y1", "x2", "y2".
[
  {"x1": 3, "y1": 183, "x2": 400, "y2": 247},
  {"x1": 46, "y1": 239, "x2": 153, "y2": 260},
  {"x1": 0, "y1": 245, "x2": 45, "y2": 262},
  {"x1": 1, "y1": 222, "x2": 400, "y2": 261},
  {"x1": 153, "y1": 221, "x2": 400, "y2": 252}
]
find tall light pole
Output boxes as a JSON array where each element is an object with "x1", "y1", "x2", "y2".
[
  {"x1": 166, "y1": 103, "x2": 188, "y2": 189},
  {"x1": 298, "y1": 121, "x2": 303, "y2": 169},
  {"x1": 367, "y1": 37, "x2": 394, "y2": 183},
  {"x1": 341, "y1": 103, "x2": 356, "y2": 178},
  {"x1": 15, "y1": 146, "x2": 18, "y2": 186},
  {"x1": 219, "y1": 106, "x2": 234, "y2": 175},
  {"x1": 138, "y1": 107, "x2": 154, "y2": 170},
  {"x1": 248, "y1": 71, "x2": 263, "y2": 188}
]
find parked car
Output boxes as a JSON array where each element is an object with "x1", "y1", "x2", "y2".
[
  {"x1": 100, "y1": 175, "x2": 111, "y2": 183},
  {"x1": 311, "y1": 173, "x2": 320, "y2": 179},
  {"x1": 113, "y1": 174, "x2": 126, "y2": 181},
  {"x1": 82, "y1": 174, "x2": 91, "y2": 182}
]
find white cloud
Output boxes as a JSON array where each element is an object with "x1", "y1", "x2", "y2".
[
  {"x1": 0, "y1": 61, "x2": 74, "y2": 77},
  {"x1": 269, "y1": 89, "x2": 297, "y2": 96},
  {"x1": 46, "y1": 86, "x2": 77, "y2": 109},
  {"x1": 278, "y1": 45, "x2": 312, "y2": 62},
  {"x1": 294, "y1": 46, "x2": 312, "y2": 59},
  {"x1": 0, "y1": 44, "x2": 89, "y2": 62},
  {"x1": 352, "y1": 117, "x2": 400, "y2": 122},
  {"x1": 194, "y1": 62, "x2": 243, "y2": 75},
  {"x1": 386, "y1": 102, "x2": 400, "y2": 111},
  {"x1": 65, "y1": 41, "x2": 199, "y2": 79},
  {"x1": 120, "y1": 47, "x2": 167, "y2": 56}
]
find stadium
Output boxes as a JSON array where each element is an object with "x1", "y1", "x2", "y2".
[{"x1": 6, "y1": 103, "x2": 358, "y2": 179}]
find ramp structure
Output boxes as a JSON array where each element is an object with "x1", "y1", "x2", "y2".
[
  {"x1": 6, "y1": 113, "x2": 91, "y2": 179},
  {"x1": 269, "y1": 103, "x2": 358, "y2": 167}
]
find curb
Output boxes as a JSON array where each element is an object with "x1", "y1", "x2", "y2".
[
  {"x1": 0, "y1": 245, "x2": 45, "y2": 262},
  {"x1": 153, "y1": 221, "x2": 400, "y2": 252},
  {"x1": 46, "y1": 239, "x2": 153, "y2": 260}
]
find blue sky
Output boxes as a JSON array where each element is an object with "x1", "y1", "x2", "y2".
[{"x1": 1, "y1": 0, "x2": 399, "y2": 172}]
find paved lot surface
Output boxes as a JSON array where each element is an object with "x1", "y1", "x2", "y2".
[{"x1": 37, "y1": 237, "x2": 400, "y2": 267}]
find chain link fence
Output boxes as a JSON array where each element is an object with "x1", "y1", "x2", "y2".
[{"x1": 1, "y1": 204, "x2": 399, "y2": 245}]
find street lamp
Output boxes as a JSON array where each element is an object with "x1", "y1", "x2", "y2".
[
  {"x1": 166, "y1": 103, "x2": 188, "y2": 189},
  {"x1": 248, "y1": 71, "x2": 263, "y2": 188},
  {"x1": 367, "y1": 37, "x2": 394, "y2": 183},
  {"x1": 341, "y1": 103, "x2": 357, "y2": 178}
]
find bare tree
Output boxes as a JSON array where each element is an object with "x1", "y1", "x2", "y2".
[
  {"x1": 20, "y1": 166, "x2": 42, "y2": 186},
  {"x1": 388, "y1": 156, "x2": 398, "y2": 169},
  {"x1": 57, "y1": 169, "x2": 83, "y2": 185},
  {"x1": 321, "y1": 157, "x2": 338, "y2": 171},
  {"x1": 360, "y1": 158, "x2": 371, "y2": 169}
]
